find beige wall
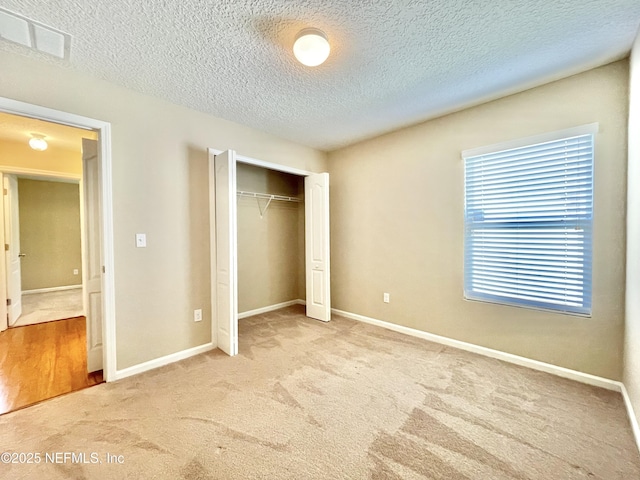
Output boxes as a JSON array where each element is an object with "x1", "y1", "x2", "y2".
[
  {"x1": 0, "y1": 50, "x2": 327, "y2": 370},
  {"x1": 0, "y1": 139, "x2": 82, "y2": 176},
  {"x1": 625, "y1": 31, "x2": 640, "y2": 427},
  {"x1": 18, "y1": 179, "x2": 82, "y2": 290},
  {"x1": 328, "y1": 60, "x2": 629, "y2": 380},
  {"x1": 237, "y1": 163, "x2": 304, "y2": 312}
]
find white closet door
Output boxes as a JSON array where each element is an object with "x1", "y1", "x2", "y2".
[
  {"x1": 212, "y1": 150, "x2": 238, "y2": 356},
  {"x1": 305, "y1": 172, "x2": 331, "y2": 322}
]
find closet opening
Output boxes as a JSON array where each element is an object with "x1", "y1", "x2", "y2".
[
  {"x1": 237, "y1": 163, "x2": 305, "y2": 320},
  {"x1": 209, "y1": 149, "x2": 331, "y2": 356}
]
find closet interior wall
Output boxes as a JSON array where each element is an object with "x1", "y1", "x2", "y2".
[{"x1": 237, "y1": 163, "x2": 305, "y2": 314}]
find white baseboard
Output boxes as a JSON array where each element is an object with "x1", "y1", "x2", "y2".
[
  {"x1": 621, "y1": 384, "x2": 640, "y2": 454},
  {"x1": 113, "y1": 300, "x2": 307, "y2": 381},
  {"x1": 112, "y1": 342, "x2": 214, "y2": 381},
  {"x1": 23, "y1": 285, "x2": 82, "y2": 295},
  {"x1": 331, "y1": 308, "x2": 621, "y2": 392},
  {"x1": 238, "y1": 299, "x2": 305, "y2": 319}
]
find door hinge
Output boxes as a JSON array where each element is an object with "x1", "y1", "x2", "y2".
[
  {"x1": 3, "y1": 188, "x2": 6, "y2": 196},
  {"x1": 4, "y1": 244, "x2": 8, "y2": 251},
  {"x1": 102, "y1": 265, "x2": 106, "y2": 274},
  {"x1": 6, "y1": 298, "x2": 11, "y2": 306}
]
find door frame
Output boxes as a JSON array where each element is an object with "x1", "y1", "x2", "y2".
[
  {"x1": 208, "y1": 148, "x2": 329, "y2": 353},
  {"x1": 0, "y1": 96, "x2": 116, "y2": 381}
]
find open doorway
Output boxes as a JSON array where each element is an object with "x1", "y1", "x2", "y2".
[
  {"x1": 4, "y1": 173, "x2": 83, "y2": 328},
  {"x1": 0, "y1": 111, "x2": 103, "y2": 414}
]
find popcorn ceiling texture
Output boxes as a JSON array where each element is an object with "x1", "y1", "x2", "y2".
[{"x1": 1, "y1": 0, "x2": 639, "y2": 150}]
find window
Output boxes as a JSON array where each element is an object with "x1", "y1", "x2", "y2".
[{"x1": 463, "y1": 125, "x2": 596, "y2": 316}]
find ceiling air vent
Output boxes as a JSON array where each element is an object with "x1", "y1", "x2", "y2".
[{"x1": 0, "y1": 7, "x2": 70, "y2": 60}]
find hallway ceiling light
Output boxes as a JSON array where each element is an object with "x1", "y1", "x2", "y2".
[
  {"x1": 28, "y1": 134, "x2": 48, "y2": 151},
  {"x1": 293, "y1": 28, "x2": 330, "y2": 67}
]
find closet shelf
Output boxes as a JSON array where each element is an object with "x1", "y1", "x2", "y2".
[
  {"x1": 237, "y1": 190, "x2": 300, "y2": 203},
  {"x1": 237, "y1": 190, "x2": 300, "y2": 218}
]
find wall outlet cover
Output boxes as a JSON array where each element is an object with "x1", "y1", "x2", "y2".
[{"x1": 194, "y1": 309, "x2": 203, "y2": 322}]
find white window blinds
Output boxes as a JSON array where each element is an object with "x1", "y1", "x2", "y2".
[{"x1": 464, "y1": 132, "x2": 594, "y2": 316}]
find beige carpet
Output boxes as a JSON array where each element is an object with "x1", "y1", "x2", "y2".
[
  {"x1": 0, "y1": 305, "x2": 638, "y2": 479},
  {"x1": 13, "y1": 289, "x2": 83, "y2": 327}
]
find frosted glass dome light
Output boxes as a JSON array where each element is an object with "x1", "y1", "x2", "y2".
[
  {"x1": 29, "y1": 134, "x2": 48, "y2": 151},
  {"x1": 293, "y1": 28, "x2": 330, "y2": 67}
]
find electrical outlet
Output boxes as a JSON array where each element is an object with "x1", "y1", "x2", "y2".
[
  {"x1": 383, "y1": 293, "x2": 390, "y2": 303},
  {"x1": 73, "y1": 269, "x2": 79, "y2": 275},
  {"x1": 194, "y1": 309, "x2": 202, "y2": 322}
]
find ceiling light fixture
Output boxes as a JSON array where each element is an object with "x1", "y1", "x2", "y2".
[
  {"x1": 29, "y1": 134, "x2": 48, "y2": 151},
  {"x1": 293, "y1": 28, "x2": 330, "y2": 67}
]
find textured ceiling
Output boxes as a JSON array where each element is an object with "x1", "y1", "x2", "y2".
[
  {"x1": 1, "y1": 1, "x2": 639, "y2": 151},
  {"x1": 0, "y1": 111, "x2": 97, "y2": 152}
]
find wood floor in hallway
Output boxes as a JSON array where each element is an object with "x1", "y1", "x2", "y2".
[{"x1": 0, "y1": 317, "x2": 103, "y2": 415}]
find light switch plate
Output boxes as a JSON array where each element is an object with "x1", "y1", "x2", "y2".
[{"x1": 136, "y1": 233, "x2": 146, "y2": 248}]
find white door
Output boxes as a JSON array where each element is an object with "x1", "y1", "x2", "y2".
[
  {"x1": 305, "y1": 173, "x2": 331, "y2": 322},
  {"x1": 4, "y1": 175, "x2": 22, "y2": 326},
  {"x1": 0, "y1": 181, "x2": 9, "y2": 332},
  {"x1": 212, "y1": 149, "x2": 238, "y2": 356},
  {"x1": 0, "y1": 173, "x2": 8, "y2": 333},
  {"x1": 82, "y1": 138, "x2": 104, "y2": 372}
]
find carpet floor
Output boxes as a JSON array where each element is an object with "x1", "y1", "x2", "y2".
[
  {"x1": 14, "y1": 289, "x2": 83, "y2": 327},
  {"x1": 0, "y1": 305, "x2": 638, "y2": 479}
]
